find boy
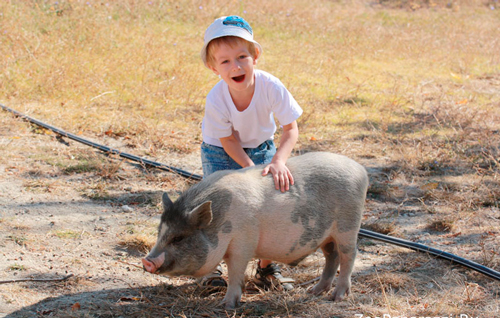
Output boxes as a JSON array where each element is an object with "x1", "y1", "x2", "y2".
[{"x1": 200, "y1": 16, "x2": 302, "y2": 291}]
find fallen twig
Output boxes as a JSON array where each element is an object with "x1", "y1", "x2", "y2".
[
  {"x1": 117, "y1": 259, "x2": 144, "y2": 270},
  {"x1": 298, "y1": 276, "x2": 321, "y2": 287},
  {"x1": 0, "y1": 274, "x2": 74, "y2": 285}
]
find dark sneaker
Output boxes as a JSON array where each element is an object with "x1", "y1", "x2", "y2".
[
  {"x1": 253, "y1": 262, "x2": 294, "y2": 291},
  {"x1": 201, "y1": 264, "x2": 227, "y2": 288}
]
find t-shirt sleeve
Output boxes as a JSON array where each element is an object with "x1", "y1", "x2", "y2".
[
  {"x1": 269, "y1": 79, "x2": 303, "y2": 126},
  {"x1": 203, "y1": 99, "x2": 233, "y2": 139}
]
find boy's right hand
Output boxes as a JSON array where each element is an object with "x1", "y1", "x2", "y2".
[{"x1": 262, "y1": 160, "x2": 294, "y2": 192}]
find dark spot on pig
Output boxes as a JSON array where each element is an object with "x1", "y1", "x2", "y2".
[
  {"x1": 334, "y1": 183, "x2": 365, "y2": 233},
  {"x1": 205, "y1": 231, "x2": 219, "y2": 249},
  {"x1": 322, "y1": 241, "x2": 339, "y2": 262},
  {"x1": 205, "y1": 220, "x2": 231, "y2": 249},
  {"x1": 331, "y1": 249, "x2": 340, "y2": 264},
  {"x1": 203, "y1": 190, "x2": 233, "y2": 250},
  {"x1": 289, "y1": 172, "x2": 336, "y2": 251},
  {"x1": 336, "y1": 213, "x2": 361, "y2": 233},
  {"x1": 321, "y1": 241, "x2": 340, "y2": 278},
  {"x1": 221, "y1": 221, "x2": 232, "y2": 234},
  {"x1": 288, "y1": 238, "x2": 300, "y2": 254},
  {"x1": 322, "y1": 241, "x2": 335, "y2": 255}
]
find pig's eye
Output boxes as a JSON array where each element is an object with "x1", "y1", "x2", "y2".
[{"x1": 171, "y1": 236, "x2": 184, "y2": 244}]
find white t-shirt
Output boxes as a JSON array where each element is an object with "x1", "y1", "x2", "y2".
[{"x1": 202, "y1": 70, "x2": 303, "y2": 148}]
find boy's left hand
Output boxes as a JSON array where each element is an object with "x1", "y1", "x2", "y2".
[{"x1": 262, "y1": 161, "x2": 294, "y2": 192}]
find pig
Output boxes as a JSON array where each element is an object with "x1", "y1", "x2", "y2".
[{"x1": 142, "y1": 152, "x2": 368, "y2": 309}]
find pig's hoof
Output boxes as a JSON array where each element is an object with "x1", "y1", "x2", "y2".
[
  {"x1": 221, "y1": 299, "x2": 240, "y2": 310},
  {"x1": 309, "y1": 282, "x2": 331, "y2": 295},
  {"x1": 224, "y1": 303, "x2": 237, "y2": 310},
  {"x1": 329, "y1": 287, "x2": 350, "y2": 302}
]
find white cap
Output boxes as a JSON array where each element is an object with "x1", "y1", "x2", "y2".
[{"x1": 201, "y1": 16, "x2": 262, "y2": 67}]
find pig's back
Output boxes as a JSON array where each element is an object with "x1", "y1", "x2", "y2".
[{"x1": 213, "y1": 152, "x2": 368, "y2": 211}]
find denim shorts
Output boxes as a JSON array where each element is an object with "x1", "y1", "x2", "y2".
[{"x1": 201, "y1": 140, "x2": 276, "y2": 177}]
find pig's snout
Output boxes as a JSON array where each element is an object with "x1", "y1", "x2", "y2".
[
  {"x1": 142, "y1": 252, "x2": 165, "y2": 274},
  {"x1": 142, "y1": 258, "x2": 157, "y2": 273}
]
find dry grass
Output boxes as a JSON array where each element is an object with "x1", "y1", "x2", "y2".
[
  {"x1": 118, "y1": 234, "x2": 156, "y2": 255},
  {"x1": 1, "y1": 0, "x2": 500, "y2": 317}
]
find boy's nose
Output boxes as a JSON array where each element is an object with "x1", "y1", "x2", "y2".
[{"x1": 231, "y1": 62, "x2": 241, "y2": 71}]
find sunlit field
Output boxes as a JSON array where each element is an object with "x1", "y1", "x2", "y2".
[{"x1": 1, "y1": 0, "x2": 499, "y2": 317}]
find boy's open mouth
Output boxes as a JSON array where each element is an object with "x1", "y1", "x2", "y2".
[{"x1": 232, "y1": 75, "x2": 245, "y2": 83}]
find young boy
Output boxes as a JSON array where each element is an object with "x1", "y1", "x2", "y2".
[{"x1": 200, "y1": 16, "x2": 302, "y2": 291}]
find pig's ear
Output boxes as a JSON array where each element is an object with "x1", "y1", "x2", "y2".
[
  {"x1": 188, "y1": 201, "x2": 213, "y2": 229},
  {"x1": 162, "y1": 193, "x2": 174, "y2": 212}
]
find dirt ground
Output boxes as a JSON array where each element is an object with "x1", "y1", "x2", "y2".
[{"x1": 1, "y1": 109, "x2": 499, "y2": 318}]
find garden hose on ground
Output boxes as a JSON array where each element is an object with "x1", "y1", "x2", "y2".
[
  {"x1": 2, "y1": 102, "x2": 499, "y2": 282},
  {"x1": 358, "y1": 229, "x2": 500, "y2": 280},
  {"x1": 0, "y1": 103, "x2": 202, "y2": 181}
]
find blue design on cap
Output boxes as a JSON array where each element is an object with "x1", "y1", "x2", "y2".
[{"x1": 223, "y1": 16, "x2": 253, "y2": 35}]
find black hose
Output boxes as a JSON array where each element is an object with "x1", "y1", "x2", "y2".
[
  {"x1": 0, "y1": 103, "x2": 202, "y2": 181},
  {"x1": 2, "y1": 103, "x2": 499, "y2": 282},
  {"x1": 358, "y1": 229, "x2": 500, "y2": 281}
]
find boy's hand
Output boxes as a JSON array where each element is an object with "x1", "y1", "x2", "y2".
[{"x1": 262, "y1": 161, "x2": 294, "y2": 192}]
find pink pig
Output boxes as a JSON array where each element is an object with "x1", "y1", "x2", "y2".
[{"x1": 142, "y1": 152, "x2": 368, "y2": 309}]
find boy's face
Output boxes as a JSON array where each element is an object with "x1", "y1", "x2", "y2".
[{"x1": 208, "y1": 40, "x2": 258, "y2": 97}]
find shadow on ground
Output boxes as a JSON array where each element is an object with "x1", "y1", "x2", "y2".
[{"x1": 5, "y1": 250, "x2": 491, "y2": 318}]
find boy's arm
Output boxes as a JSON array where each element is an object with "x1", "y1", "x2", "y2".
[
  {"x1": 262, "y1": 120, "x2": 299, "y2": 192},
  {"x1": 220, "y1": 133, "x2": 255, "y2": 168}
]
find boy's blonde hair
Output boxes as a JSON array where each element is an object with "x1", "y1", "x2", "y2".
[{"x1": 205, "y1": 36, "x2": 258, "y2": 68}]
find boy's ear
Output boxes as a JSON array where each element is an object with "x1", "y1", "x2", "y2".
[
  {"x1": 208, "y1": 64, "x2": 219, "y2": 76},
  {"x1": 253, "y1": 47, "x2": 260, "y2": 64}
]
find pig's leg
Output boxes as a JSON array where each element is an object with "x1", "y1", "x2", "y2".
[
  {"x1": 221, "y1": 241, "x2": 254, "y2": 309},
  {"x1": 310, "y1": 240, "x2": 339, "y2": 295},
  {"x1": 329, "y1": 229, "x2": 358, "y2": 301},
  {"x1": 222, "y1": 256, "x2": 249, "y2": 309}
]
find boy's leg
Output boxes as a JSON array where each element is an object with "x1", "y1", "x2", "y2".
[
  {"x1": 254, "y1": 261, "x2": 295, "y2": 291},
  {"x1": 244, "y1": 140, "x2": 276, "y2": 166},
  {"x1": 201, "y1": 140, "x2": 276, "y2": 176},
  {"x1": 201, "y1": 142, "x2": 241, "y2": 177}
]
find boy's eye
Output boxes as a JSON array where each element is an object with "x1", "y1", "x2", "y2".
[{"x1": 239, "y1": 55, "x2": 247, "y2": 59}]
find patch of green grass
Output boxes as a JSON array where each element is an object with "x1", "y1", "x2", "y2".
[
  {"x1": 7, "y1": 235, "x2": 28, "y2": 246},
  {"x1": 63, "y1": 161, "x2": 101, "y2": 174},
  {"x1": 9, "y1": 263, "x2": 26, "y2": 271},
  {"x1": 54, "y1": 229, "x2": 81, "y2": 239}
]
